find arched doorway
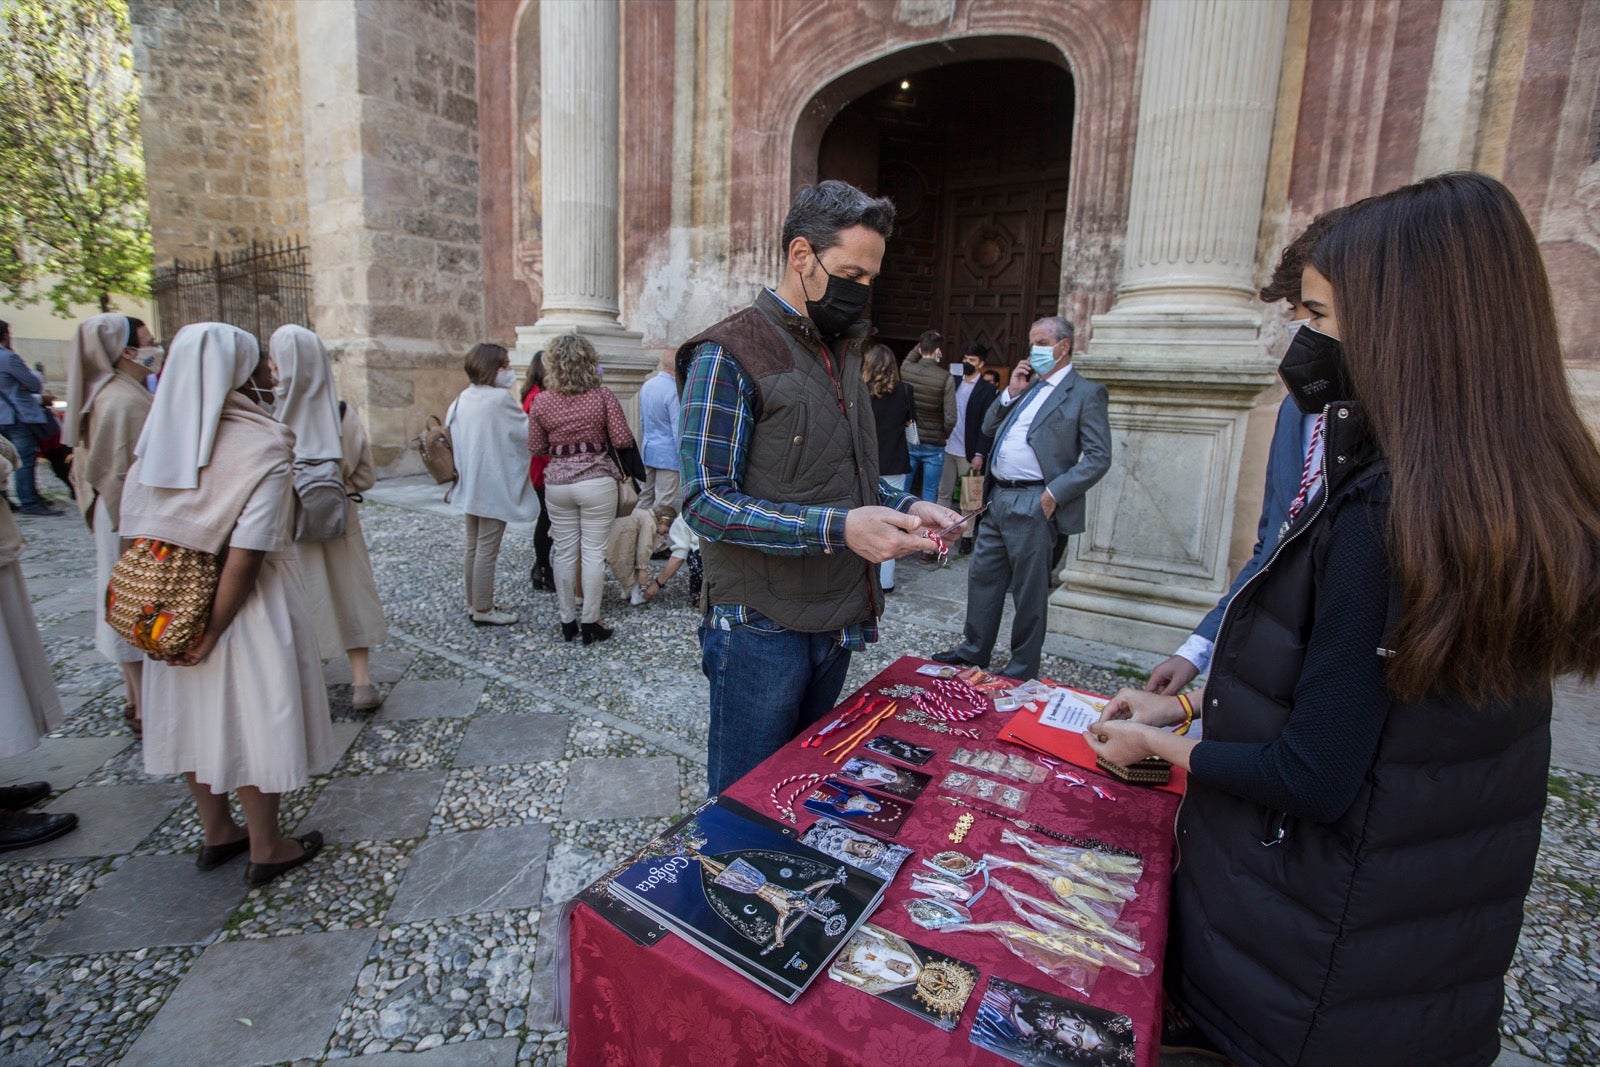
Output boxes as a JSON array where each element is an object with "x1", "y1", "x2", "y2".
[{"x1": 816, "y1": 59, "x2": 1074, "y2": 367}]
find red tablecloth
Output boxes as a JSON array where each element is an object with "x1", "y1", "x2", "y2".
[{"x1": 566, "y1": 656, "x2": 1181, "y2": 1067}]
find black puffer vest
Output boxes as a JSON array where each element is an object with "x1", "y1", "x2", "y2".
[
  {"x1": 1172, "y1": 403, "x2": 1551, "y2": 1067},
  {"x1": 675, "y1": 290, "x2": 882, "y2": 633}
]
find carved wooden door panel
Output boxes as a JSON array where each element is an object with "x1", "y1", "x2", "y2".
[{"x1": 941, "y1": 181, "x2": 1067, "y2": 368}]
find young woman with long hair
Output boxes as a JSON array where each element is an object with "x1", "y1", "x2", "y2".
[
  {"x1": 862, "y1": 343, "x2": 913, "y2": 591},
  {"x1": 1086, "y1": 172, "x2": 1600, "y2": 1066}
]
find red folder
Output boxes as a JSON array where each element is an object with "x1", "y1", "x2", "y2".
[{"x1": 996, "y1": 685, "x2": 1189, "y2": 797}]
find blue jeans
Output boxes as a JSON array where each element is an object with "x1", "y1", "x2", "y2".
[
  {"x1": 700, "y1": 610, "x2": 852, "y2": 794},
  {"x1": 0, "y1": 422, "x2": 41, "y2": 506},
  {"x1": 906, "y1": 443, "x2": 945, "y2": 502}
]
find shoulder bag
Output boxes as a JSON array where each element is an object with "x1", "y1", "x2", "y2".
[{"x1": 105, "y1": 538, "x2": 223, "y2": 658}]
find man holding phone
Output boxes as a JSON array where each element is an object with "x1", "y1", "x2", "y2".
[{"x1": 934, "y1": 316, "x2": 1111, "y2": 680}]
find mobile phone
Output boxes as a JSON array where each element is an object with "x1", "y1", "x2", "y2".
[{"x1": 935, "y1": 504, "x2": 988, "y2": 539}]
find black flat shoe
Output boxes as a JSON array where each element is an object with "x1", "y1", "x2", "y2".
[
  {"x1": 580, "y1": 621, "x2": 613, "y2": 646},
  {"x1": 560, "y1": 620, "x2": 579, "y2": 642},
  {"x1": 931, "y1": 648, "x2": 984, "y2": 668},
  {"x1": 196, "y1": 835, "x2": 251, "y2": 870},
  {"x1": 0, "y1": 811, "x2": 78, "y2": 852},
  {"x1": 0, "y1": 781, "x2": 51, "y2": 809},
  {"x1": 244, "y1": 831, "x2": 324, "y2": 887}
]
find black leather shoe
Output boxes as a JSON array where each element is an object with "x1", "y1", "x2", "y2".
[
  {"x1": 0, "y1": 781, "x2": 51, "y2": 809},
  {"x1": 196, "y1": 835, "x2": 251, "y2": 870},
  {"x1": 580, "y1": 621, "x2": 614, "y2": 646},
  {"x1": 0, "y1": 811, "x2": 78, "y2": 852},
  {"x1": 531, "y1": 564, "x2": 556, "y2": 592},
  {"x1": 244, "y1": 831, "x2": 324, "y2": 887},
  {"x1": 931, "y1": 648, "x2": 984, "y2": 668},
  {"x1": 560, "y1": 620, "x2": 579, "y2": 642}
]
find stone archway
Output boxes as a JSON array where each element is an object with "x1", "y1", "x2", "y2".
[
  {"x1": 809, "y1": 54, "x2": 1074, "y2": 367},
  {"x1": 720, "y1": 3, "x2": 1145, "y2": 343}
]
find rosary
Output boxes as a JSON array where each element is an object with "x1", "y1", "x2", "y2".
[{"x1": 769, "y1": 772, "x2": 822, "y2": 824}]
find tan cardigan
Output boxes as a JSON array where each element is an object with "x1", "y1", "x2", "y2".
[{"x1": 74, "y1": 367, "x2": 152, "y2": 529}]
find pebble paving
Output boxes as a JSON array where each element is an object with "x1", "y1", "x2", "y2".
[{"x1": 0, "y1": 486, "x2": 1593, "y2": 1065}]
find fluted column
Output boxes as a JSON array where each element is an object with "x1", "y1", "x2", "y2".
[
  {"x1": 1053, "y1": 0, "x2": 1291, "y2": 654},
  {"x1": 516, "y1": 0, "x2": 647, "y2": 413}
]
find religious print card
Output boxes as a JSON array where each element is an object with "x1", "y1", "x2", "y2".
[
  {"x1": 609, "y1": 797, "x2": 887, "y2": 1003},
  {"x1": 969, "y1": 976, "x2": 1136, "y2": 1067},
  {"x1": 827, "y1": 923, "x2": 979, "y2": 1031},
  {"x1": 863, "y1": 733, "x2": 936, "y2": 767},
  {"x1": 799, "y1": 820, "x2": 914, "y2": 882},
  {"x1": 836, "y1": 755, "x2": 933, "y2": 800},
  {"x1": 582, "y1": 797, "x2": 795, "y2": 947},
  {"x1": 802, "y1": 777, "x2": 915, "y2": 839}
]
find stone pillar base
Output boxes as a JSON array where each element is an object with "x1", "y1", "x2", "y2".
[
  {"x1": 515, "y1": 318, "x2": 655, "y2": 429},
  {"x1": 1055, "y1": 346, "x2": 1280, "y2": 655}
]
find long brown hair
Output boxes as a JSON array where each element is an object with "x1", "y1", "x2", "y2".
[
  {"x1": 862, "y1": 343, "x2": 900, "y2": 399},
  {"x1": 1311, "y1": 172, "x2": 1600, "y2": 703}
]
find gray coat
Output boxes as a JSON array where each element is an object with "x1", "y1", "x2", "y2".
[{"x1": 981, "y1": 369, "x2": 1111, "y2": 535}]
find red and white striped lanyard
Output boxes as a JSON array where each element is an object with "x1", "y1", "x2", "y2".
[{"x1": 1286, "y1": 412, "x2": 1326, "y2": 523}]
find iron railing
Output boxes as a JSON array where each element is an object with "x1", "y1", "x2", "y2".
[{"x1": 150, "y1": 238, "x2": 310, "y2": 346}]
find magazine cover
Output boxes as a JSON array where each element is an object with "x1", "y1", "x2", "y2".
[{"x1": 610, "y1": 798, "x2": 887, "y2": 1002}]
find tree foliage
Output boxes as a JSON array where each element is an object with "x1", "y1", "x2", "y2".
[{"x1": 0, "y1": 0, "x2": 150, "y2": 314}]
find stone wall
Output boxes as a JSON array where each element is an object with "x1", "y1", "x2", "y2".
[{"x1": 130, "y1": 0, "x2": 296, "y2": 259}]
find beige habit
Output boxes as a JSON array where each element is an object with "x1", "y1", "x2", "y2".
[
  {"x1": 66, "y1": 313, "x2": 152, "y2": 664},
  {"x1": 0, "y1": 437, "x2": 64, "y2": 757},
  {"x1": 130, "y1": 324, "x2": 333, "y2": 794},
  {"x1": 271, "y1": 326, "x2": 388, "y2": 656}
]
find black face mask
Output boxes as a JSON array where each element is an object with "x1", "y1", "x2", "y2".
[
  {"x1": 961, "y1": 361, "x2": 978, "y2": 377},
  {"x1": 1278, "y1": 325, "x2": 1356, "y2": 414},
  {"x1": 800, "y1": 252, "x2": 870, "y2": 341}
]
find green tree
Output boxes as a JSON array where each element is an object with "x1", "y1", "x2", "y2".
[{"x1": 0, "y1": 0, "x2": 150, "y2": 314}]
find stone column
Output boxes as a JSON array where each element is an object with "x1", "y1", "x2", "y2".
[
  {"x1": 1056, "y1": 0, "x2": 1291, "y2": 653},
  {"x1": 516, "y1": 0, "x2": 650, "y2": 417}
]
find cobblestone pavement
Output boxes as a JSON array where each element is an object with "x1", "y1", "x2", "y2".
[{"x1": 0, "y1": 477, "x2": 1593, "y2": 1066}]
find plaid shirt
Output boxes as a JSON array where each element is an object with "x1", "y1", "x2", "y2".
[{"x1": 680, "y1": 300, "x2": 915, "y2": 650}]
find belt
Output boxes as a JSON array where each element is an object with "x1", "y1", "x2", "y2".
[
  {"x1": 549, "y1": 441, "x2": 607, "y2": 457},
  {"x1": 992, "y1": 478, "x2": 1044, "y2": 490}
]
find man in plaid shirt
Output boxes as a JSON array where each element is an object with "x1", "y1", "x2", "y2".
[{"x1": 677, "y1": 181, "x2": 961, "y2": 794}]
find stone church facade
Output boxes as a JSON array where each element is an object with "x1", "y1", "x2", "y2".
[{"x1": 131, "y1": 0, "x2": 1600, "y2": 653}]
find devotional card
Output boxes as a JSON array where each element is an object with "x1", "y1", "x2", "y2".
[
  {"x1": 802, "y1": 777, "x2": 914, "y2": 839},
  {"x1": 836, "y1": 755, "x2": 932, "y2": 800},
  {"x1": 827, "y1": 923, "x2": 978, "y2": 1031},
  {"x1": 863, "y1": 734, "x2": 935, "y2": 767},
  {"x1": 969, "y1": 976, "x2": 1136, "y2": 1066}
]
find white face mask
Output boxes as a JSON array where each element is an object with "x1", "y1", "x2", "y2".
[
  {"x1": 495, "y1": 368, "x2": 516, "y2": 389},
  {"x1": 131, "y1": 345, "x2": 166, "y2": 374}
]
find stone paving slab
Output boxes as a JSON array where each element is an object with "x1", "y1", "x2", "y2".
[
  {"x1": 376, "y1": 678, "x2": 486, "y2": 721},
  {"x1": 0, "y1": 736, "x2": 130, "y2": 791},
  {"x1": 387, "y1": 824, "x2": 550, "y2": 922},
  {"x1": 1550, "y1": 675, "x2": 1600, "y2": 776},
  {"x1": 120, "y1": 928, "x2": 376, "y2": 1066},
  {"x1": 452, "y1": 713, "x2": 570, "y2": 768},
  {"x1": 4, "y1": 782, "x2": 183, "y2": 861},
  {"x1": 312, "y1": 719, "x2": 367, "y2": 776},
  {"x1": 34, "y1": 853, "x2": 249, "y2": 955},
  {"x1": 39, "y1": 611, "x2": 96, "y2": 642},
  {"x1": 560, "y1": 755, "x2": 679, "y2": 819},
  {"x1": 337, "y1": 1037, "x2": 522, "y2": 1066},
  {"x1": 298, "y1": 770, "x2": 448, "y2": 843},
  {"x1": 322, "y1": 648, "x2": 418, "y2": 686}
]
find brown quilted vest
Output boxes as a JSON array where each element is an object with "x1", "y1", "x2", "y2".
[{"x1": 675, "y1": 289, "x2": 883, "y2": 633}]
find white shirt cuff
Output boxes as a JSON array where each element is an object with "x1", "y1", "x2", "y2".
[{"x1": 1173, "y1": 634, "x2": 1214, "y2": 675}]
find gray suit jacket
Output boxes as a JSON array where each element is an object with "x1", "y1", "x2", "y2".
[{"x1": 981, "y1": 369, "x2": 1112, "y2": 535}]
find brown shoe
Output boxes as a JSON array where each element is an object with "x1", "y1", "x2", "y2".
[
  {"x1": 350, "y1": 685, "x2": 384, "y2": 712},
  {"x1": 196, "y1": 835, "x2": 251, "y2": 870}
]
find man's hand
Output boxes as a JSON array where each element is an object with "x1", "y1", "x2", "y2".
[
  {"x1": 1007, "y1": 364, "x2": 1031, "y2": 398},
  {"x1": 970, "y1": 454, "x2": 983, "y2": 472},
  {"x1": 1083, "y1": 719, "x2": 1161, "y2": 767},
  {"x1": 1039, "y1": 489, "x2": 1056, "y2": 520},
  {"x1": 844, "y1": 506, "x2": 935, "y2": 564},
  {"x1": 907, "y1": 499, "x2": 962, "y2": 533},
  {"x1": 1145, "y1": 655, "x2": 1199, "y2": 694},
  {"x1": 1094, "y1": 687, "x2": 1184, "y2": 729}
]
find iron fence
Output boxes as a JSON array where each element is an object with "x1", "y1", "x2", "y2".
[{"x1": 150, "y1": 238, "x2": 311, "y2": 346}]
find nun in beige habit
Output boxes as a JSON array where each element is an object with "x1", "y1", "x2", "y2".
[
  {"x1": 270, "y1": 325, "x2": 388, "y2": 711},
  {"x1": 0, "y1": 436, "x2": 80, "y2": 851},
  {"x1": 123, "y1": 322, "x2": 332, "y2": 886},
  {"x1": 64, "y1": 312, "x2": 155, "y2": 734}
]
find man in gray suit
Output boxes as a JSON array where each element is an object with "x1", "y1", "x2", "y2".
[{"x1": 933, "y1": 315, "x2": 1111, "y2": 680}]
